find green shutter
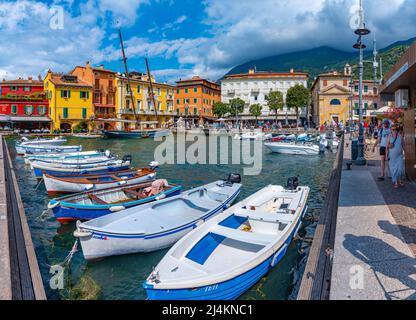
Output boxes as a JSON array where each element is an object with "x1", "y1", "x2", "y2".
[
  {"x1": 194, "y1": 98, "x2": 197, "y2": 103},
  {"x1": 87, "y1": 91, "x2": 90, "y2": 99},
  {"x1": 61, "y1": 90, "x2": 64, "y2": 98},
  {"x1": 68, "y1": 90, "x2": 71, "y2": 98},
  {"x1": 63, "y1": 108, "x2": 68, "y2": 118},
  {"x1": 11, "y1": 105, "x2": 17, "y2": 114},
  {"x1": 82, "y1": 108, "x2": 87, "y2": 119},
  {"x1": 194, "y1": 108, "x2": 197, "y2": 115}
]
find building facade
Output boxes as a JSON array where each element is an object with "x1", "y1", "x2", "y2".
[
  {"x1": 71, "y1": 62, "x2": 117, "y2": 130},
  {"x1": 221, "y1": 69, "x2": 308, "y2": 121},
  {"x1": 0, "y1": 77, "x2": 50, "y2": 130},
  {"x1": 44, "y1": 70, "x2": 93, "y2": 132},
  {"x1": 352, "y1": 80, "x2": 381, "y2": 121},
  {"x1": 115, "y1": 72, "x2": 175, "y2": 130},
  {"x1": 175, "y1": 76, "x2": 220, "y2": 122}
]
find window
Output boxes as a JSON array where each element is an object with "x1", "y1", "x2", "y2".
[
  {"x1": 373, "y1": 87, "x2": 378, "y2": 95},
  {"x1": 354, "y1": 103, "x2": 359, "y2": 109},
  {"x1": 184, "y1": 98, "x2": 190, "y2": 104},
  {"x1": 82, "y1": 108, "x2": 87, "y2": 119},
  {"x1": 37, "y1": 105, "x2": 46, "y2": 115},
  {"x1": 373, "y1": 103, "x2": 378, "y2": 110},
  {"x1": 364, "y1": 102, "x2": 368, "y2": 109},
  {"x1": 343, "y1": 80, "x2": 348, "y2": 86},
  {"x1": 364, "y1": 85, "x2": 368, "y2": 93},
  {"x1": 254, "y1": 95, "x2": 258, "y2": 101},
  {"x1": 176, "y1": 108, "x2": 180, "y2": 115},
  {"x1": 194, "y1": 107, "x2": 198, "y2": 115},
  {"x1": 137, "y1": 85, "x2": 141, "y2": 93},
  {"x1": 10, "y1": 86, "x2": 18, "y2": 91},
  {"x1": 185, "y1": 88, "x2": 188, "y2": 94},
  {"x1": 80, "y1": 91, "x2": 89, "y2": 99},
  {"x1": 176, "y1": 99, "x2": 180, "y2": 105},
  {"x1": 323, "y1": 80, "x2": 328, "y2": 87},
  {"x1": 11, "y1": 105, "x2": 17, "y2": 114},
  {"x1": 354, "y1": 85, "x2": 359, "y2": 92},
  {"x1": 48, "y1": 91, "x2": 52, "y2": 99},
  {"x1": 24, "y1": 105, "x2": 34, "y2": 115},
  {"x1": 63, "y1": 108, "x2": 68, "y2": 118},
  {"x1": 330, "y1": 99, "x2": 341, "y2": 106},
  {"x1": 194, "y1": 98, "x2": 198, "y2": 104},
  {"x1": 137, "y1": 100, "x2": 141, "y2": 110},
  {"x1": 61, "y1": 90, "x2": 71, "y2": 98},
  {"x1": 23, "y1": 86, "x2": 31, "y2": 92},
  {"x1": 194, "y1": 87, "x2": 198, "y2": 93},
  {"x1": 185, "y1": 107, "x2": 189, "y2": 115},
  {"x1": 176, "y1": 89, "x2": 180, "y2": 94}
]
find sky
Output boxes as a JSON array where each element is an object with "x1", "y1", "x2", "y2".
[{"x1": 0, "y1": 0, "x2": 415, "y2": 83}]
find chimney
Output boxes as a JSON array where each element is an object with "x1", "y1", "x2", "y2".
[
  {"x1": 38, "y1": 74, "x2": 42, "y2": 81},
  {"x1": 99, "y1": 64, "x2": 104, "y2": 69},
  {"x1": 28, "y1": 76, "x2": 33, "y2": 81}
]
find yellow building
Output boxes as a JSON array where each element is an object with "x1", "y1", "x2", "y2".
[
  {"x1": 115, "y1": 72, "x2": 175, "y2": 130},
  {"x1": 311, "y1": 66, "x2": 352, "y2": 126},
  {"x1": 44, "y1": 70, "x2": 93, "y2": 132}
]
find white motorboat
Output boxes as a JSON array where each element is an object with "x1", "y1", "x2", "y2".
[
  {"x1": 264, "y1": 142, "x2": 320, "y2": 155},
  {"x1": 16, "y1": 137, "x2": 67, "y2": 154},
  {"x1": 23, "y1": 150, "x2": 112, "y2": 165},
  {"x1": 144, "y1": 179, "x2": 309, "y2": 300},
  {"x1": 19, "y1": 144, "x2": 82, "y2": 156},
  {"x1": 234, "y1": 132, "x2": 271, "y2": 141},
  {"x1": 74, "y1": 175, "x2": 242, "y2": 260}
]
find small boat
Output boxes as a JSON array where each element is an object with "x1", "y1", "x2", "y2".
[
  {"x1": 104, "y1": 131, "x2": 144, "y2": 139},
  {"x1": 31, "y1": 158, "x2": 131, "y2": 178},
  {"x1": 264, "y1": 142, "x2": 320, "y2": 155},
  {"x1": 32, "y1": 155, "x2": 117, "y2": 167},
  {"x1": 43, "y1": 167, "x2": 154, "y2": 194},
  {"x1": 48, "y1": 179, "x2": 182, "y2": 223},
  {"x1": 16, "y1": 137, "x2": 67, "y2": 154},
  {"x1": 72, "y1": 133, "x2": 103, "y2": 139},
  {"x1": 283, "y1": 134, "x2": 296, "y2": 141},
  {"x1": 20, "y1": 144, "x2": 82, "y2": 155},
  {"x1": 74, "y1": 174, "x2": 242, "y2": 260},
  {"x1": 144, "y1": 178, "x2": 309, "y2": 300},
  {"x1": 234, "y1": 132, "x2": 271, "y2": 141},
  {"x1": 24, "y1": 150, "x2": 112, "y2": 165}
]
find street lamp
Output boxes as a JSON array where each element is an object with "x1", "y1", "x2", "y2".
[
  {"x1": 352, "y1": 0, "x2": 370, "y2": 166},
  {"x1": 349, "y1": 77, "x2": 354, "y2": 140}
]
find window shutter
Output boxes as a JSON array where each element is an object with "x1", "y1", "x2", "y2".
[
  {"x1": 68, "y1": 90, "x2": 71, "y2": 98},
  {"x1": 61, "y1": 90, "x2": 63, "y2": 98}
]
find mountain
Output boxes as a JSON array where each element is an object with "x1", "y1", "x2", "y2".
[{"x1": 225, "y1": 37, "x2": 416, "y2": 84}]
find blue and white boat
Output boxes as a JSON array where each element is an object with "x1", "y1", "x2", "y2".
[
  {"x1": 144, "y1": 180, "x2": 309, "y2": 300},
  {"x1": 48, "y1": 179, "x2": 182, "y2": 223},
  {"x1": 24, "y1": 150, "x2": 112, "y2": 165},
  {"x1": 20, "y1": 144, "x2": 82, "y2": 155},
  {"x1": 74, "y1": 175, "x2": 242, "y2": 260},
  {"x1": 31, "y1": 158, "x2": 131, "y2": 178},
  {"x1": 16, "y1": 137, "x2": 67, "y2": 154}
]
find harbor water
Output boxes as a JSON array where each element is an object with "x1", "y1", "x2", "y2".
[{"x1": 7, "y1": 135, "x2": 336, "y2": 300}]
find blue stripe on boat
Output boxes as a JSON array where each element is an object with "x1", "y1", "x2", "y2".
[
  {"x1": 218, "y1": 215, "x2": 247, "y2": 229},
  {"x1": 186, "y1": 233, "x2": 226, "y2": 265}
]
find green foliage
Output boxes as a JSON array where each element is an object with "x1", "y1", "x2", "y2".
[
  {"x1": 212, "y1": 101, "x2": 229, "y2": 118},
  {"x1": 249, "y1": 104, "x2": 262, "y2": 121},
  {"x1": 286, "y1": 84, "x2": 311, "y2": 125},
  {"x1": 266, "y1": 90, "x2": 284, "y2": 121},
  {"x1": 68, "y1": 275, "x2": 101, "y2": 300},
  {"x1": 228, "y1": 98, "x2": 245, "y2": 116}
]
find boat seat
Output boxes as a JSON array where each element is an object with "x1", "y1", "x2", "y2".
[
  {"x1": 88, "y1": 194, "x2": 108, "y2": 205},
  {"x1": 234, "y1": 209, "x2": 294, "y2": 224},
  {"x1": 110, "y1": 175, "x2": 122, "y2": 181},
  {"x1": 212, "y1": 225, "x2": 275, "y2": 246},
  {"x1": 124, "y1": 189, "x2": 140, "y2": 197}
]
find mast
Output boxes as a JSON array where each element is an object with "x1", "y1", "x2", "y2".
[
  {"x1": 145, "y1": 57, "x2": 159, "y2": 127},
  {"x1": 118, "y1": 29, "x2": 140, "y2": 128}
]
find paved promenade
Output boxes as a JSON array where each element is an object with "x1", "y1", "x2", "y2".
[{"x1": 330, "y1": 137, "x2": 416, "y2": 300}]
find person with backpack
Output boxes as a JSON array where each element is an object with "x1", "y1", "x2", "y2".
[{"x1": 372, "y1": 119, "x2": 391, "y2": 180}]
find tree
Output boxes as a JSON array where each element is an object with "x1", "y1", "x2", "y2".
[
  {"x1": 212, "y1": 101, "x2": 229, "y2": 118},
  {"x1": 266, "y1": 90, "x2": 284, "y2": 124},
  {"x1": 249, "y1": 104, "x2": 262, "y2": 125},
  {"x1": 286, "y1": 84, "x2": 311, "y2": 127},
  {"x1": 229, "y1": 98, "x2": 245, "y2": 128}
]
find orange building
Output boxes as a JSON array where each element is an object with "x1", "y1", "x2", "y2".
[
  {"x1": 71, "y1": 62, "x2": 117, "y2": 130},
  {"x1": 175, "y1": 76, "x2": 221, "y2": 122}
]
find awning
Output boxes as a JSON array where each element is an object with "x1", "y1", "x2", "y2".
[
  {"x1": 0, "y1": 115, "x2": 51, "y2": 122},
  {"x1": 375, "y1": 106, "x2": 394, "y2": 115}
]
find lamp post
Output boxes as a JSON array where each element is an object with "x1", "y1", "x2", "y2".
[
  {"x1": 349, "y1": 76, "x2": 354, "y2": 140},
  {"x1": 352, "y1": 0, "x2": 370, "y2": 166}
]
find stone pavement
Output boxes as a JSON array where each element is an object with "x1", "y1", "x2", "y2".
[{"x1": 330, "y1": 137, "x2": 416, "y2": 300}]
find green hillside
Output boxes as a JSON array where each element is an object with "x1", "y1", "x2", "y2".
[{"x1": 225, "y1": 37, "x2": 415, "y2": 85}]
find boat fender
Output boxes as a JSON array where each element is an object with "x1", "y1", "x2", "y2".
[
  {"x1": 47, "y1": 201, "x2": 60, "y2": 209},
  {"x1": 84, "y1": 184, "x2": 94, "y2": 191},
  {"x1": 155, "y1": 194, "x2": 166, "y2": 201},
  {"x1": 118, "y1": 180, "x2": 127, "y2": 185},
  {"x1": 109, "y1": 206, "x2": 125, "y2": 212},
  {"x1": 73, "y1": 221, "x2": 92, "y2": 238}
]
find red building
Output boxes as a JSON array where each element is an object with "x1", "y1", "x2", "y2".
[{"x1": 0, "y1": 77, "x2": 51, "y2": 131}]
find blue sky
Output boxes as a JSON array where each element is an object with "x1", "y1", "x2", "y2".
[{"x1": 0, "y1": 0, "x2": 415, "y2": 83}]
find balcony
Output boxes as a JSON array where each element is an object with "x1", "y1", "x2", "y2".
[
  {"x1": 227, "y1": 90, "x2": 235, "y2": 95},
  {"x1": 251, "y1": 88, "x2": 260, "y2": 94}
]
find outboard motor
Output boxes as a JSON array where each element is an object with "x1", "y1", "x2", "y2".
[
  {"x1": 286, "y1": 177, "x2": 299, "y2": 191},
  {"x1": 226, "y1": 173, "x2": 241, "y2": 185},
  {"x1": 96, "y1": 148, "x2": 105, "y2": 153},
  {"x1": 122, "y1": 155, "x2": 132, "y2": 163}
]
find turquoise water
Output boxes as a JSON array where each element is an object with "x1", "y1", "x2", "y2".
[{"x1": 8, "y1": 135, "x2": 335, "y2": 300}]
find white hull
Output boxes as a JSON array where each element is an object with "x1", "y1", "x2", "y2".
[
  {"x1": 265, "y1": 142, "x2": 320, "y2": 155},
  {"x1": 24, "y1": 151, "x2": 106, "y2": 165},
  {"x1": 75, "y1": 181, "x2": 242, "y2": 260},
  {"x1": 43, "y1": 171, "x2": 156, "y2": 194}
]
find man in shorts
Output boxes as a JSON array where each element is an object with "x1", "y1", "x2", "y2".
[{"x1": 372, "y1": 119, "x2": 391, "y2": 180}]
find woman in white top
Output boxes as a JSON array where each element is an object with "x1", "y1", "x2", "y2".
[{"x1": 386, "y1": 124, "x2": 405, "y2": 189}]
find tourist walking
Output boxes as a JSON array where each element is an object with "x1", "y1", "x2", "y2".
[
  {"x1": 386, "y1": 125, "x2": 405, "y2": 189},
  {"x1": 372, "y1": 119, "x2": 391, "y2": 180}
]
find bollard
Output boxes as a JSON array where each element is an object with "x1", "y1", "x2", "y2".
[{"x1": 346, "y1": 161, "x2": 352, "y2": 170}]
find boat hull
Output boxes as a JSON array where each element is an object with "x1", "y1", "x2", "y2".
[
  {"x1": 44, "y1": 171, "x2": 155, "y2": 194},
  {"x1": 104, "y1": 131, "x2": 143, "y2": 139},
  {"x1": 51, "y1": 187, "x2": 182, "y2": 223},
  {"x1": 77, "y1": 187, "x2": 241, "y2": 260},
  {"x1": 265, "y1": 143, "x2": 320, "y2": 155},
  {"x1": 144, "y1": 205, "x2": 307, "y2": 300},
  {"x1": 33, "y1": 164, "x2": 130, "y2": 178},
  {"x1": 20, "y1": 145, "x2": 82, "y2": 155}
]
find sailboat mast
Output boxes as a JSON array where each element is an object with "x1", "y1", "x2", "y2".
[
  {"x1": 145, "y1": 57, "x2": 159, "y2": 127},
  {"x1": 118, "y1": 29, "x2": 140, "y2": 128}
]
